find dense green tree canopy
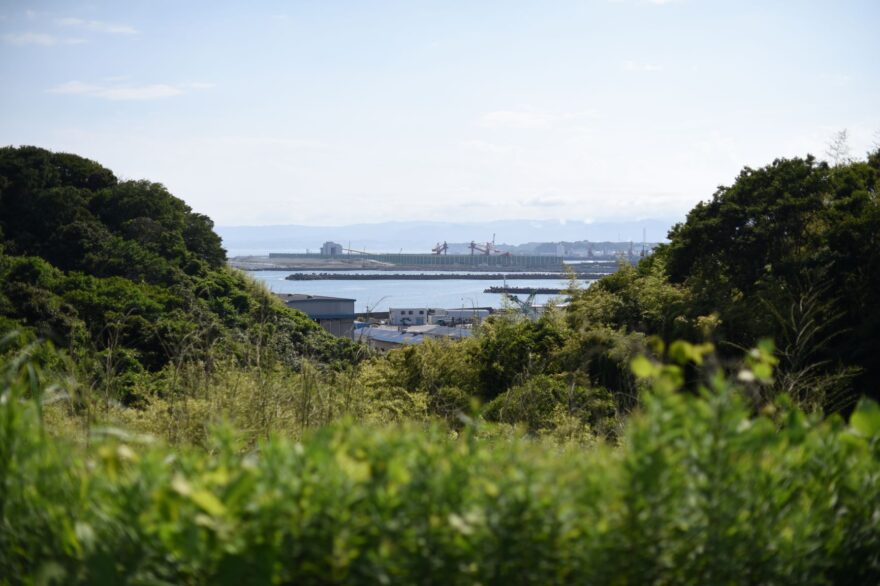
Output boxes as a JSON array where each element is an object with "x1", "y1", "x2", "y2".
[
  {"x1": 0, "y1": 146, "x2": 359, "y2": 403},
  {"x1": 660, "y1": 151, "x2": 880, "y2": 404}
]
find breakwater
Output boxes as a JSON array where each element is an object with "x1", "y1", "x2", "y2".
[
  {"x1": 285, "y1": 272, "x2": 609, "y2": 281},
  {"x1": 484, "y1": 286, "x2": 566, "y2": 295}
]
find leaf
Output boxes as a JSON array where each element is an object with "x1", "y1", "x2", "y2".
[
  {"x1": 190, "y1": 489, "x2": 227, "y2": 517},
  {"x1": 850, "y1": 399, "x2": 880, "y2": 438},
  {"x1": 753, "y1": 363, "x2": 773, "y2": 382},
  {"x1": 171, "y1": 474, "x2": 192, "y2": 497},
  {"x1": 668, "y1": 341, "x2": 693, "y2": 365},
  {"x1": 631, "y1": 355, "x2": 656, "y2": 379}
]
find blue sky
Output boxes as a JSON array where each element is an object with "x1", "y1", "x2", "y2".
[{"x1": 1, "y1": 0, "x2": 878, "y2": 226}]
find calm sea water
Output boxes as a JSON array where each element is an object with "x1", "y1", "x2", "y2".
[{"x1": 249, "y1": 270, "x2": 595, "y2": 313}]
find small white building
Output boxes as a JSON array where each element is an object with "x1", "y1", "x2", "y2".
[
  {"x1": 320, "y1": 241, "x2": 343, "y2": 256},
  {"x1": 388, "y1": 307, "x2": 428, "y2": 326},
  {"x1": 430, "y1": 308, "x2": 490, "y2": 326}
]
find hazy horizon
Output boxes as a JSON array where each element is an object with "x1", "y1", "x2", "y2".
[
  {"x1": 216, "y1": 217, "x2": 677, "y2": 257},
  {"x1": 214, "y1": 216, "x2": 679, "y2": 230}
]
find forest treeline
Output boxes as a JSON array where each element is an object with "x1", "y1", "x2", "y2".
[
  {"x1": 1, "y1": 145, "x2": 879, "y2": 438},
  {"x1": 2, "y1": 145, "x2": 880, "y2": 582}
]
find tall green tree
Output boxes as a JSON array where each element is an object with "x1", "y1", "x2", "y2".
[{"x1": 664, "y1": 151, "x2": 880, "y2": 404}]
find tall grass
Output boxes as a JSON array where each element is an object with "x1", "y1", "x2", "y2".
[
  {"x1": 43, "y1": 359, "x2": 416, "y2": 448},
  {"x1": 2, "y1": 341, "x2": 879, "y2": 584}
]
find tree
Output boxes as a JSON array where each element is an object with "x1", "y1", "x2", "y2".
[{"x1": 665, "y1": 152, "x2": 880, "y2": 404}]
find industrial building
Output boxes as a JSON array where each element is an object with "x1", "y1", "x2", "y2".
[
  {"x1": 320, "y1": 241, "x2": 343, "y2": 256},
  {"x1": 430, "y1": 308, "x2": 490, "y2": 325},
  {"x1": 388, "y1": 308, "x2": 428, "y2": 326},
  {"x1": 277, "y1": 293, "x2": 355, "y2": 338},
  {"x1": 387, "y1": 307, "x2": 490, "y2": 327}
]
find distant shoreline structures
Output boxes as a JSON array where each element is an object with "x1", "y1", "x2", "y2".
[
  {"x1": 284, "y1": 272, "x2": 610, "y2": 281},
  {"x1": 229, "y1": 253, "x2": 634, "y2": 273}
]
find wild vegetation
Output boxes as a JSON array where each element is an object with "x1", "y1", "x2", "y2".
[
  {"x1": 3, "y1": 336, "x2": 879, "y2": 583},
  {"x1": 1, "y1": 145, "x2": 879, "y2": 582},
  {"x1": 0, "y1": 147, "x2": 361, "y2": 404}
]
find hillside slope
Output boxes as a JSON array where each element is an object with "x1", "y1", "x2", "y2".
[{"x1": 0, "y1": 146, "x2": 360, "y2": 402}]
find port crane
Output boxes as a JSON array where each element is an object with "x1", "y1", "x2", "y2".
[
  {"x1": 503, "y1": 292, "x2": 539, "y2": 320},
  {"x1": 468, "y1": 234, "x2": 511, "y2": 256},
  {"x1": 432, "y1": 241, "x2": 449, "y2": 255}
]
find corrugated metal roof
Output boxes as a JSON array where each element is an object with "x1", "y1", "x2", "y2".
[
  {"x1": 355, "y1": 328, "x2": 424, "y2": 345},
  {"x1": 355, "y1": 325, "x2": 472, "y2": 345},
  {"x1": 405, "y1": 325, "x2": 472, "y2": 338}
]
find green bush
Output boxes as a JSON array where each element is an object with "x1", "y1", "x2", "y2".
[
  {"x1": 2, "y1": 342, "x2": 879, "y2": 584},
  {"x1": 483, "y1": 374, "x2": 616, "y2": 434}
]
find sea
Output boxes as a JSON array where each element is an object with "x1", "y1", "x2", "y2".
[{"x1": 249, "y1": 270, "x2": 596, "y2": 313}]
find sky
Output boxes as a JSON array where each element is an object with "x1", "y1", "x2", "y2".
[{"x1": 1, "y1": 0, "x2": 878, "y2": 227}]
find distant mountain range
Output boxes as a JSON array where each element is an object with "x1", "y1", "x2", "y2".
[{"x1": 217, "y1": 219, "x2": 678, "y2": 257}]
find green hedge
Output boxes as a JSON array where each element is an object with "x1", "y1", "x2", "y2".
[{"x1": 2, "y1": 351, "x2": 879, "y2": 584}]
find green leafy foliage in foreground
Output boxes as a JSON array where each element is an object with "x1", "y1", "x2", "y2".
[{"x1": 3, "y1": 343, "x2": 879, "y2": 584}]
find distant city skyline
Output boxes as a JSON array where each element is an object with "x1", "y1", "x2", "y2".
[{"x1": 2, "y1": 0, "x2": 878, "y2": 226}]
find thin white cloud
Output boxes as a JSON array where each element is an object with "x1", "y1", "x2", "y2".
[
  {"x1": 56, "y1": 17, "x2": 137, "y2": 35},
  {"x1": 480, "y1": 110, "x2": 561, "y2": 129},
  {"x1": 479, "y1": 108, "x2": 599, "y2": 130},
  {"x1": 623, "y1": 60, "x2": 664, "y2": 72},
  {"x1": 2, "y1": 31, "x2": 85, "y2": 46},
  {"x1": 48, "y1": 80, "x2": 209, "y2": 101},
  {"x1": 204, "y1": 136, "x2": 326, "y2": 150},
  {"x1": 459, "y1": 139, "x2": 513, "y2": 154},
  {"x1": 520, "y1": 195, "x2": 568, "y2": 208}
]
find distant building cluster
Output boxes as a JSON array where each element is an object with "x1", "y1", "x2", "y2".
[{"x1": 276, "y1": 293, "x2": 493, "y2": 352}]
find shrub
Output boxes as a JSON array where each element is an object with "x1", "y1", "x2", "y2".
[
  {"x1": 483, "y1": 374, "x2": 616, "y2": 434},
  {"x1": 3, "y1": 341, "x2": 879, "y2": 584}
]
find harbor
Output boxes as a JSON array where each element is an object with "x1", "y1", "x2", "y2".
[
  {"x1": 246, "y1": 238, "x2": 627, "y2": 314},
  {"x1": 250, "y1": 270, "x2": 587, "y2": 314},
  {"x1": 283, "y1": 270, "x2": 613, "y2": 281}
]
